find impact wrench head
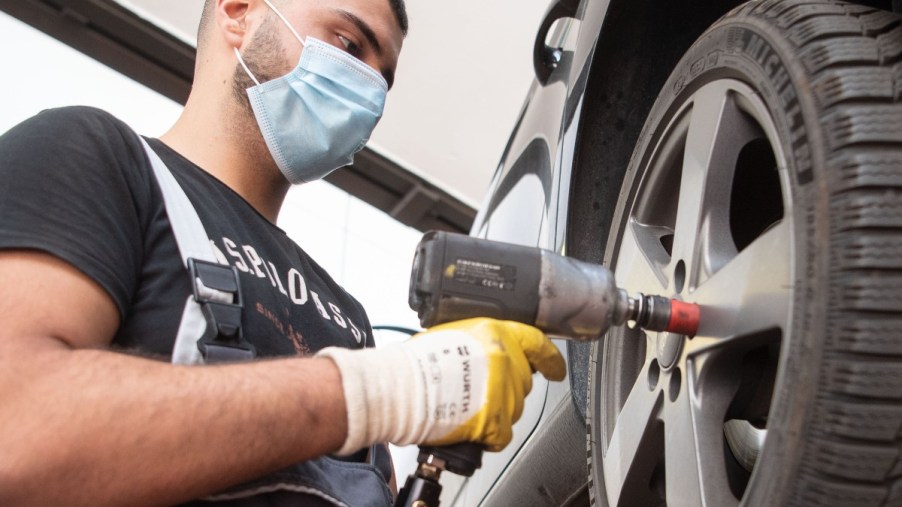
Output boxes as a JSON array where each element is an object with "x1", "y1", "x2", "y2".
[{"x1": 626, "y1": 293, "x2": 701, "y2": 336}]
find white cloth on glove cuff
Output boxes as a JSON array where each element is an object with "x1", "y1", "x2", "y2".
[
  {"x1": 316, "y1": 329, "x2": 487, "y2": 456},
  {"x1": 316, "y1": 318, "x2": 566, "y2": 455}
]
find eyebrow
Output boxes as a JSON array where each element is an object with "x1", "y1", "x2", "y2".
[{"x1": 332, "y1": 8, "x2": 394, "y2": 88}]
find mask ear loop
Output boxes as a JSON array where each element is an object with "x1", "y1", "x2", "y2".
[
  {"x1": 261, "y1": 0, "x2": 307, "y2": 47},
  {"x1": 234, "y1": 0, "x2": 309, "y2": 87},
  {"x1": 234, "y1": 48, "x2": 261, "y2": 86}
]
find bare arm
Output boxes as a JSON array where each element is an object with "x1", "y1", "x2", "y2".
[{"x1": 0, "y1": 251, "x2": 348, "y2": 506}]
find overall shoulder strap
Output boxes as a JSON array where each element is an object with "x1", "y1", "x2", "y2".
[
  {"x1": 138, "y1": 137, "x2": 217, "y2": 266},
  {"x1": 138, "y1": 137, "x2": 255, "y2": 365}
]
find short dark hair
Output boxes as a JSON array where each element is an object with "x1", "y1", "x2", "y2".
[
  {"x1": 389, "y1": 0, "x2": 409, "y2": 36},
  {"x1": 196, "y1": 0, "x2": 215, "y2": 53},
  {"x1": 197, "y1": 0, "x2": 408, "y2": 51}
]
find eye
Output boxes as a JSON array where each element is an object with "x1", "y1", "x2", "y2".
[{"x1": 337, "y1": 35, "x2": 362, "y2": 56}]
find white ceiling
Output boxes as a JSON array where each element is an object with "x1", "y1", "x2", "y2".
[{"x1": 113, "y1": 0, "x2": 551, "y2": 208}]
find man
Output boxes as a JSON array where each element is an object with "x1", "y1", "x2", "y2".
[{"x1": 0, "y1": 0, "x2": 565, "y2": 505}]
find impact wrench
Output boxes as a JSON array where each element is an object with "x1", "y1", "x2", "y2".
[{"x1": 394, "y1": 231, "x2": 701, "y2": 507}]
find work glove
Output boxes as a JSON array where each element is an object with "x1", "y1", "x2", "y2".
[{"x1": 316, "y1": 318, "x2": 566, "y2": 455}]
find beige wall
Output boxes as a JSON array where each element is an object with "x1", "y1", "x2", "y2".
[
  {"x1": 114, "y1": 0, "x2": 552, "y2": 207},
  {"x1": 368, "y1": 0, "x2": 552, "y2": 207}
]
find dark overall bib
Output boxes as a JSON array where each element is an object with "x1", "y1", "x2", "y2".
[
  {"x1": 187, "y1": 455, "x2": 394, "y2": 507},
  {"x1": 141, "y1": 139, "x2": 394, "y2": 507}
]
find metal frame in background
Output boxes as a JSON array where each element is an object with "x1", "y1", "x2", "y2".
[{"x1": 0, "y1": 0, "x2": 475, "y2": 234}]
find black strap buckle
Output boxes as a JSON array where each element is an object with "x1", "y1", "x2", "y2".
[{"x1": 188, "y1": 258, "x2": 256, "y2": 363}]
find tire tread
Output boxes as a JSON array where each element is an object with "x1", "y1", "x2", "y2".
[
  {"x1": 737, "y1": 1, "x2": 902, "y2": 503},
  {"x1": 829, "y1": 149, "x2": 902, "y2": 191},
  {"x1": 815, "y1": 397, "x2": 902, "y2": 441},
  {"x1": 828, "y1": 313, "x2": 902, "y2": 355}
]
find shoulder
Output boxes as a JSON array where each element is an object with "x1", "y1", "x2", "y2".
[
  {"x1": 18, "y1": 105, "x2": 131, "y2": 130},
  {"x1": 6, "y1": 106, "x2": 133, "y2": 139},
  {"x1": 1, "y1": 106, "x2": 144, "y2": 163},
  {"x1": 0, "y1": 106, "x2": 160, "y2": 234},
  {"x1": 0, "y1": 107, "x2": 162, "y2": 319},
  {"x1": 0, "y1": 106, "x2": 152, "y2": 189}
]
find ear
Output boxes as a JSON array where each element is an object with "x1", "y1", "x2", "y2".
[{"x1": 214, "y1": 0, "x2": 253, "y2": 49}]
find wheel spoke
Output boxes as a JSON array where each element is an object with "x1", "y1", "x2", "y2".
[
  {"x1": 689, "y1": 220, "x2": 792, "y2": 343},
  {"x1": 672, "y1": 82, "x2": 770, "y2": 288},
  {"x1": 614, "y1": 221, "x2": 669, "y2": 295},
  {"x1": 603, "y1": 364, "x2": 665, "y2": 505},
  {"x1": 671, "y1": 82, "x2": 733, "y2": 275},
  {"x1": 664, "y1": 369, "x2": 739, "y2": 507}
]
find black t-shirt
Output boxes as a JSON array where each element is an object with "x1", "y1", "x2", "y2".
[
  {"x1": 0, "y1": 107, "x2": 395, "y2": 504},
  {"x1": 0, "y1": 105, "x2": 374, "y2": 358}
]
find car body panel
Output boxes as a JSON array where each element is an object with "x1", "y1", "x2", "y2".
[{"x1": 458, "y1": 0, "x2": 609, "y2": 504}]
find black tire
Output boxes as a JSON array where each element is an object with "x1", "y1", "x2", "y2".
[{"x1": 586, "y1": 1, "x2": 902, "y2": 506}]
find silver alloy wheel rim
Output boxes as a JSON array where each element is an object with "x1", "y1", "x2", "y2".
[{"x1": 599, "y1": 79, "x2": 794, "y2": 507}]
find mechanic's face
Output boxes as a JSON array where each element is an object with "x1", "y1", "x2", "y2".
[{"x1": 233, "y1": 0, "x2": 402, "y2": 104}]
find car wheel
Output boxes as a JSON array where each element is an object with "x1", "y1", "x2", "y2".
[{"x1": 585, "y1": 1, "x2": 902, "y2": 506}]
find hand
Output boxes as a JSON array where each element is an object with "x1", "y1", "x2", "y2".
[
  {"x1": 415, "y1": 318, "x2": 566, "y2": 451},
  {"x1": 317, "y1": 318, "x2": 566, "y2": 455}
]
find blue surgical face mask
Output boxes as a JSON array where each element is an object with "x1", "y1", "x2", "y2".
[{"x1": 235, "y1": 0, "x2": 388, "y2": 184}]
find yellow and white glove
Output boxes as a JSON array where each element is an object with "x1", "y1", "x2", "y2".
[{"x1": 316, "y1": 318, "x2": 566, "y2": 455}]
